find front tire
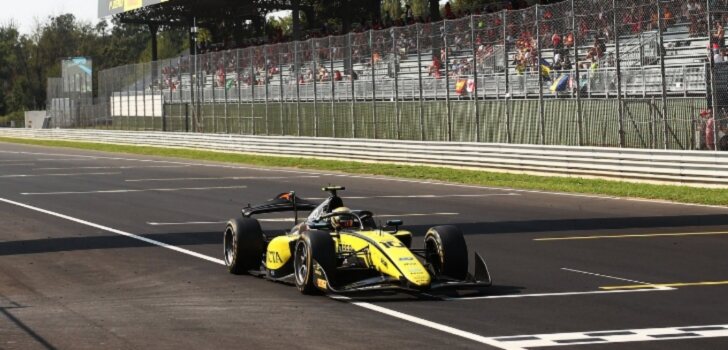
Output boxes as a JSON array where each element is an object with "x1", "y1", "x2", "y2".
[
  {"x1": 294, "y1": 230, "x2": 336, "y2": 294},
  {"x1": 224, "y1": 218, "x2": 265, "y2": 274},
  {"x1": 425, "y1": 225, "x2": 468, "y2": 280}
]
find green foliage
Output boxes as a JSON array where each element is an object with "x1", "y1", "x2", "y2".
[
  {"x1": 382, "y1": 0, "x2": 404, "y2": 21},
  {"x1": 409, "y1": 0, "x2": 431, "y2": 18},
  {"x1": 0, "y1": 13, "x2": 186, "y2": 120}
]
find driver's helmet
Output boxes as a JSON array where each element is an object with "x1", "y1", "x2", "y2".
[{"x1": 330, "y1": 207, "x2": 354, "y2": 229}]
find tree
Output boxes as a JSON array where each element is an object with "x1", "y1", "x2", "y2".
[
  {"x1": 382, "y1": 0, "x2": 404, "y2": 22},
  {"x1": 407, "y1": 0, "x2": 428, "y2": 19}
]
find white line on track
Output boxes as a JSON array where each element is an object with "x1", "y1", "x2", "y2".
[
  {"x1": 0, "y1": 172, "x2": 121, "y2": 178},
  {"x1": 0, "y1": 163, "x2": 35, "y2": 167},
  {"x1": 441, "y1": 287, "x2": 674, "y2": 301},
  {"x1": 0, "y1": 197, "x2": 225, "y2": 265},
  {"x1": 33, "y1": 165, "x2": 189, "y2": 170},
  {"x1": 560, "y1": 268, "x2": 661, "y2": 287},
  {"x1": 21, "y1": 185, "x2": 247, "y2": 196},
  {"x1": 126, "y1": 175, "x2": 320, "y2": 182},
  {"x1": 0, "y1": 196, "x2": 696, "y2": 350},
  {"x1": 146, "y1": 212, "x2": 461, "y2": 226},
  {"x1": 35, "y1": 158, "x2": 96, "y2": 161},
  {"x1": 3, "y1": 149, "x2": 727, "y2": 210}
]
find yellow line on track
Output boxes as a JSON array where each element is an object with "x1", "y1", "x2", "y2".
[
  {"x1": 534, "y1": 231, "x2": 728, "y2": 241},
  {"x1": 601, "y1": 281, "x2": 728, "y2": 290}
]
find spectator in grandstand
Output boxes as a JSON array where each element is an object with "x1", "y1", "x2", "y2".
[
  {"x1": 712, "y1": 43, "x2": 724, "y2": 63},
  {"x1": 317, "y1": 65, "x2": 329, "y2": 82},
  {"x1": 713, "y1": 22, "x2": 725, "y2": 49},
  {"x1": 333, "y1": 70, "x2": 343, "y2": 81},
  {"x1": 428, "y1": 55, "x2": 443, "y2": 78},
  {"x1": 347, "y1": 69, "x2": 359, "y2": 81}
]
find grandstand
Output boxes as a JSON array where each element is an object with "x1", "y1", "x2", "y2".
[{"x1": 53, "y1": 0, "x2": 728, "y2": 150}]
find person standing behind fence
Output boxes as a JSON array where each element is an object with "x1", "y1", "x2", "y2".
[{"x1": 700, "y1": 109, "x2": 715, "y2": 150}]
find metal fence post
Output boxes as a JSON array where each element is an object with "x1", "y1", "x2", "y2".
[
  {"x1": 295, "y1": 42, "x2": 301, "y2": 136},
  {"x1": 223, "y1": 51, "x2": 229, "y2": 133},
  {"x1": 312, "y1": 39, "x2": 319, "y2": 137},
  {"x1": 471, "y1": 14, "x2": 480, "y2": 142},
  {"x1": 503, "y1": 11, "x2": 511, "y2": 143},
  {"x1": 393, "y1": 28, "x2": 401, "y2": 140},
  {"x1": 349, "y1": 33, "x2": 356, "y2": 138},
  {"x1": 571, "y1": 0, "x2": 584, "y2": 146},
  {"x1": 370, "y1": 30, "x2": 377, "y2": 139},
  {"x1": 236, "y1": 50, "x2": 243, "y2": 134},
  {"x1": 278, "y1": 48, "x2": 285, "y2": 135},
  {"x1": 250, "y1": 49, "x2": 256, "y2": 135},
  {"x1": 444, "y1": 21, "x2": 452, "y2": 142},
  {"x1": 416, "y1": 24, "x2": 425, "y2": 141},
  {"x1": 657, "y1": 1, "x2": 669, "y2": 149},
  {"x1": 264, "y1": 46, "x2": 270, "y2": 135},
  {"x1": 536, "y1": 5, "x2": 545, "y2": 145},
  {"x1": 707, "y1": 0, "x2": 720, "y2": 151},
  {"x1": 330, "y1": 36, "x2": 336, "y2": 138},
  {"x1": 613, "y1": 0, "x2": 625, "y2": 148}
]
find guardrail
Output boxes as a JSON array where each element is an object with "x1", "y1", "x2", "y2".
[{"x1": 1, "y1": 129, "x2": 727, "y2": 187}]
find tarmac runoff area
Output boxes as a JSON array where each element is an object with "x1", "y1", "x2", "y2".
[{"x1": 1, "y1": 141, "x2": 728, "y2": 349}]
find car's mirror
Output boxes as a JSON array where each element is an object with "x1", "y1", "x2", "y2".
[
  {"x1": 386, "y1": 220, "x2": 403, "y2": 227},
  {"x1": 309, "y1": 221, "x2": 330, "y2": 230}
]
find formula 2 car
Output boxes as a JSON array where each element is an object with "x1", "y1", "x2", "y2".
[{"x1": 223, "y1": 186, "x2": 491, "y2": 294}]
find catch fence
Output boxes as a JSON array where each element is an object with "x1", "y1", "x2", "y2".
[{"x1": 49, "y1": 0, "x2": 728, "y2": 151}]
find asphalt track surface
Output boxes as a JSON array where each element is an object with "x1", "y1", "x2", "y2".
[{"x1": 1, "y1": 141, "x2": 728, "y2": 350}]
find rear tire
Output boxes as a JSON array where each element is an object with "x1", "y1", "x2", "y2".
[
  {"x1": 294, "y1": 230, "x2": 336, "y2": 294},
  {"x1": 224, "y1": 218, "x2": 265, "y2": 274},
  {"x1": 424, "y1": 225, "x2": 468, "y2": 280}
]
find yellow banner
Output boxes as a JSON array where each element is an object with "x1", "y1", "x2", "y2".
[{"x1": 124, "y1": 0, "x2": 143, "y2": 11}]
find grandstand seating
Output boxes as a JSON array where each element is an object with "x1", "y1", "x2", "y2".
[{"x1": 111, "y1": 16, "x2": 711, "y2": 105}]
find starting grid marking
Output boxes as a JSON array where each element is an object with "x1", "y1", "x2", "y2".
[{"x1": 487, "y1": 324, "x2": 728, "y2": 349}]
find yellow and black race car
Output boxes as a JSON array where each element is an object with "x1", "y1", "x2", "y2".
[{"x1": 223, "y1": 186, "x2": 492, "y2": 294}]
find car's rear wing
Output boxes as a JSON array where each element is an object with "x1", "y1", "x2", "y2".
[{"x1": 242, "y1": 192, "x2": 318, "y2": 218}]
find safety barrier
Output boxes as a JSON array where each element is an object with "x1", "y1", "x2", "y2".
[{"x1": 1, "y1": 128, "x2": 726, "y2": 187}]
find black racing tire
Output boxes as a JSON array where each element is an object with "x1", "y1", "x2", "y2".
[
  {"x1": 224, "y1": 218, "x2": 265, "y2": 274},
  {"x1": 424, "y1": 225, "x2": 468, "y2": 280},
  {"x1": 293, "y1": 230, "x2": 336, "y2": 294}
]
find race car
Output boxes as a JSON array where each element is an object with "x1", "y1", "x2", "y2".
[{"x1": 223, "y1": 186, "x2": 492, "y2": 294}]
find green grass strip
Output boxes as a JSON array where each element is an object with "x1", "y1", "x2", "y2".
[{"x1": 0, "y1": 136, "x2": 725, "y2": 206}]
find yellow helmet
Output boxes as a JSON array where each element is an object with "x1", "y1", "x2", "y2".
[{"x1": 331, "y1": 207, "x2": 354, "y2": 229}]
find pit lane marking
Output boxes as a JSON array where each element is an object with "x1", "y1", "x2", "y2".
[
  {"x1": 126, "y1": 175, "x2": 320, "y2": 182},
  {"x1": 4, "y1": 149, "x2": 727, "y2": 211},
  {"x1": 0, "y1": 172, "x2": 121, "y2": 178},
  {"x1": 602, "y1": 280, "x2": 728, "y2": 290},
  {"x1": 483, "y1": 324, "x2": 728, "y2": 349},
  {"x1": 146, "y1": 212, "x2": 461, "y2": 226},
  {"x1": 535, "y1": 231, "x2": 728, "y2": 241},
  {"x1": 21, "y1": 185, "x2": 248, "y2": 196}
]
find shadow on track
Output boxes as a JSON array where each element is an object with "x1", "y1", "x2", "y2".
[
  {"x1": 401, "y1": 214, "x2": 728, "y2": 237},
  {"x1": 335, "y1": 284, "x2": 526, "y2": 303},
  {"x1": 0, "y1": 298, "x2": 56, "y2": 350},
  {"x1": 0, "y1": 231, "x2": 223, "y2": 256}
]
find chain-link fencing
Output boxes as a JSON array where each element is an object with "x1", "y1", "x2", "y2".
[{"x1": 47, "y1": 0, "x2": 727, "y2": 151}]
